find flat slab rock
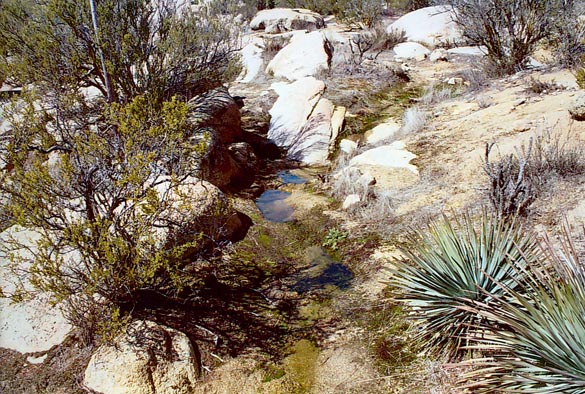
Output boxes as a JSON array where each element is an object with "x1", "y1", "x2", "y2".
[
  {"x1": 365, "y1": 121, "x2": 401, "y2": 145},
  {"x1": 349, "y1": 141, "x2": 418, "y2": 174}
]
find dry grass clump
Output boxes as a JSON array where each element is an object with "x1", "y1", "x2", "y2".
[
  {"x1": 458, "y1": 67, "x2": 491, "y2": 93},
  {"x1": 262, "y1": 35, "x2": 291, "y2": 62},
  {"x1": 328, "y1": 155, "x2": 395, "y2": 227},
  {"x1": 331, "y1": 163, "x2": 373, "y2": 201},
  {"x1": 400, "y1": 106, "x2": 427, "y2": 136},
  {"x1": 484, "y1": 126, "x2": 585, "y2": 218},
  {"x1": 524, "y1": 77, "x2": 564, "y2": 95},
  {"x1": 418, "y1": 84, "x2": 454, "y2": 106}
]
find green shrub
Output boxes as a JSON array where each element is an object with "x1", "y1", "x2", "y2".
[
  {"x1": 274, "y1": 0, "x2": 383, "y2": 28},
  {"x1": 322, "y1": 228, "x2": 348, "y2": 251},
  {"x1": 386, "y1": 0, "x2": 433, "y2": 12},
  {"x1": 446, "y1": 0, "x2": 569, "y2": 75},
  {"x1": 463, "y1": 224, "x2": 585, "y2": 392},
  {"x1": 390, "y1": 212, "x2": 540, "y2": 360},
  {"x1": 0, "y1": 0, "x2": 243, "y2": 343}
]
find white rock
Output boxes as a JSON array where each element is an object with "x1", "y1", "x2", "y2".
[
  {"x1": 266, "y1": 31, "x2": 332, "y2": 81},
  {"x1": 237, "y1": 40, "x2": 264, "y2": 83},
  {"x1": 342, "y1": 194, "x2": 361, "y2": 210},
  {"x1": 269, "y1": 77, "x2": 334, "y2": 164},
  {"x1": 569, "y1": 92, "x2": 585, "y2": 121},
  {"x1": 364, "y1": 121, "x2": 401, "y2": 145},
  {"x1": 84, "y1": 320, "x2": 199, "y2": 394},
  {"x1": 568, "y1": 200, "x2": 585, "y2": 224},
  {"x1": 79, "y1": 86, "x2": 102, "y2": 101},
  {"x1": 339, "y1": 139, "x2": 358, "y2": 155},
  {"x1": 387, "y1": 6, "x2": 462, "y2": 48},
  {"x1": 250, "y1": 8, "x2": 325, "y2": 33},
  {"x1": 349, "y1": 141, "x2": 418, "y2": 174},
  {"x1": 393, "y1": 42, "x2": 430, "y2": 61},
  {"x1": 527, "y1": 56, "x2": 544, "y2": 69},
  {"x1": 27, "y1": 354, "x2": 48, "y2": 364},
  {"x1": 358, "y1": 171, "x2": 376, "y2": 187},
  {"x1": 446, "y1": 77, "x2": 464, "y2": 85},
  {"x1": 429, "y1": 48, "x2": 448, "y2": 62},
  {"x1": 447, "y1": 46, "x2": 487, "y2": 56},
  {"x1": 289, "y1": 97, "x2": 334, "y2": 164},
  {"x1": 0, "y1": 227, "x2": 72, "y2": 354},
  {"x1": 150, "y1": 176, "x2": 249, "y2": 248}
]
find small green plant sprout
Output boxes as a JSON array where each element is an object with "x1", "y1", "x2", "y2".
[{"x1": 323, "y1": 228, "x2": 349, "y2": 251}]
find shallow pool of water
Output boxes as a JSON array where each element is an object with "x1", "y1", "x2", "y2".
[
  {"x1": 292, "y1": 246, "x2": 353, "y2": 293},
  {"x1": 255, "y1": 190, "x2": 294, "y2": 223},
  {"x1": 277, "y1": 171, "x2": 307, "y2": 185}
]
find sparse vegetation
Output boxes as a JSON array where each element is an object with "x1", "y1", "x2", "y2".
[
  {"x1": 484, "y1": 142, "x2": 535, "y2": 219},
  {"x1": 485, "y1": 127, "x2": 585, "y2": 218},
  {"x1": 577, "y1": 67, "x2": 585, "y2": 89},
  {"x1": 349, "y1": 27, "x2": 406, "y2": 66},
  {"x1": 400, "y1": 106, "x2": 427, "y2": 135},
  {"x1": 262, "y1": 35, "x2": 291, "y2": 62},
  {"x1": 419, "y1": 83, "x2": 455, "y2": 105},
  {"x1": 323, "y1": 228, "x2": 349, "y2": 251},
  {"x1": 446, "y1": 0, "x2": 571, "y2": 75},
  {"x1": 525, "y1": 77, "x2": 564, "y2": 95}
]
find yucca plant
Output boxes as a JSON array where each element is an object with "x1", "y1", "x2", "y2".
[
  {"x1": 462, "y1": 223, "x2": 585, "y2": 392},
  {"x1": 390, "y1": 212, "x2": 541, "y2": 360}
]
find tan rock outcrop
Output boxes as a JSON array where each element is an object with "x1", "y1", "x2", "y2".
[{"x1": 84, "y1": 320, "x2": 200, "y2": 394}]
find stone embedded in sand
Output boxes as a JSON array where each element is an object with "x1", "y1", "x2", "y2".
[
  {"x1": 266, "y1": 31, "x2": 332, "y2": 81},
  {"x1": 364, "y1": 121, "x2": 401, "y2": 145},
  {"x1": 348, "y1": 141, "x2": 419, "y2": 190},
  {"x1": 349, "y1": 142, "x2": 418, "y2": 174},
  {"x1": 250, "y1": 8, "x2": 325, "y2": 33},
  {"x1": 393, "y1": 42, "x2": 430, "y2": 61},
  {"x1": 339, "y1": 139, "x2": 358, "y2": 155},
  {"x1": 387, "y1": 6, "x2": 463, "y2": 48},
  {"x1": 429, "y1": 48, "x2": 448, "y2": 62},
  {"x1": 84, "y1": 320, "x2": 200, "y2": 394},
  {"x1": 342, "y1": 194, "x2": 361, "y2": 210}
]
